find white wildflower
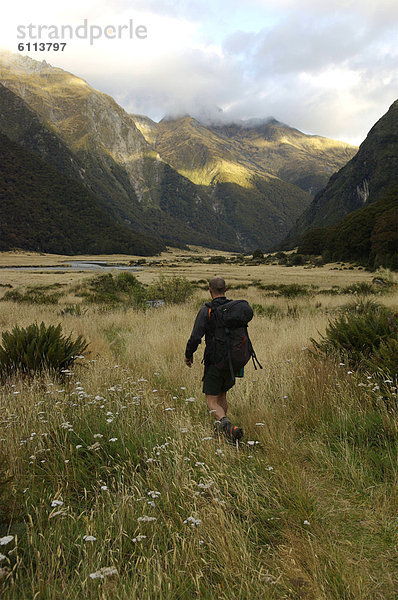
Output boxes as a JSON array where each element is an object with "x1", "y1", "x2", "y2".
[
  {"x1": 195, "y1": 462, "x2": 205, "y2": 467},
  {"x1": 303, "y1": 520, "x2": 311, "y2": 526},
  {"x1": 75, "y1": 445, "x2": 82, "y2": 449},
  {"x1": 183, "y1": 516, "x2": 202, "y2": 527},
  {"x1": 185, "y1": 397, "x2": 196, "y2": 403},
  {"x1": 109, "y1": 438, "x2": 118, "y2": 442},
  {"x1": 50, "y1": 500, "x2": 64, "y2": 508},
  {"x1": 0, "y1": 553, "x2": 6, "y2": 561},
  {"x1": 201, "y1": 436, "x2": 213, "y2": 441},
  {"x1": 247, "y1": 441, "x2": 259, "y2": 446},
  {"x1": 164, "y1": 407, "x2": 175, "y2": 412},
  {"x1": 137, "y1": 516, "x2": 157, "y2": 523},
  {"x1": 255, "y1": 422, "x2": 265, "y2": 426},
  {"x1": 93, "y1": 434, "x2": 103, "y2": 439},
  {"x1": 83, "y1": 535, "x2": 97, "y2": 542},
  {"x1": 148, "y1": 491, "x2": 161, "y2": 498},
  {"x1": 100, "y1": 485, "x2": 108, "y2": 491},
  {"x1": 89, "y1": 566, "x2": 118, "y2": 579},
  {"x1": 0, "y1": 536, "x2": 13, "y2": 546},
  {"x1": 180, "y1": 428, "x2": 188, "y2": 433},
  {"x1": 133, "y1": 535, "x2": 147, "y2": 542}
]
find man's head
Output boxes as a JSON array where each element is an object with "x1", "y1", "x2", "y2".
[{"x1": 209, "y1": 277, "x2": 226, "y2": 298}]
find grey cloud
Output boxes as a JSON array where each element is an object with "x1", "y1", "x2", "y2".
[{"x1": 83, "y1": 1, "x2": 397, "y2": 145}]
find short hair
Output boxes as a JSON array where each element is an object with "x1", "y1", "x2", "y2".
[{"x1": 209, "y1": 277, "x2": 226, "y2": 294}]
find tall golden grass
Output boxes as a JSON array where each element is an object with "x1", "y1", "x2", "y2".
[{"x1": 0, "y1": 267, "x2": 396, "y2": 599}]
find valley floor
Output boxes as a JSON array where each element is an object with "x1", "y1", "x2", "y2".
[{"x1": 0, "y1": 250, "x2": 396, "y2": 599}]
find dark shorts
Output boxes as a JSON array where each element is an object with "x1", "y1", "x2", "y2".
[{"x1": 202, "y1": 364, "x2": 235, "y2": 395}]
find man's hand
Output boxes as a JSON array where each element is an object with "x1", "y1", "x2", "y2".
[{"x1": 185, "y1": 356, "x2": 193, "y2": 368}]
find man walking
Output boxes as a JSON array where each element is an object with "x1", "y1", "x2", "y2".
[{"x1": 185, "y1": 277, "x2": 244, "y2": 442}]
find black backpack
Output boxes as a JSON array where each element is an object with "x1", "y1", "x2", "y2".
[{"x1": 206, "y1": 299, "x2": 262, "y2": 379}]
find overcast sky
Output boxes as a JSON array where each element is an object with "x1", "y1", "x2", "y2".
[{"x1": 1, "y1": 0, "x2": 397, "y2": 144}]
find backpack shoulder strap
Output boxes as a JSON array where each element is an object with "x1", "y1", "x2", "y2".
[{"x1": 205, "y1": 299, "x2": 231, "y2": 321}]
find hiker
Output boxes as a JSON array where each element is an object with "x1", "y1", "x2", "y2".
[{"x1": 185, "y1": 277, "x2": 261, "y2": 442}]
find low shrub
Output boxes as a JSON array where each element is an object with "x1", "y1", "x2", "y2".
[
  {"x1": 277, "y1": 284, "x2": 310, "y2": 298},
  {"x1": 312, "y1": 301, "x2": 398, "y2": 378},
  {"x1": 59, "y1": 304, "x2": 88, "y2": 317},
  {"x1": 252, "y1": 249, "x2": 264, "y2": 260},
  {"x1": 147, "y1": 276, "x2": 193, "y2": 305},
  {"x1": 2, "y1": 289, "x2": 61, "y2": 305},
  {"x1": 252, "y1": 304, "x2": 283, "y2": 319},
  {"x1": 0, "y1": 322, "x2": 88, "y2": 379},
  {"x1": 342, "y1": 282, "x2": 376, "y2": 296},
  {"x1": 207, "y1": 255, "x2": 227, "y2": 264},
  {"x1": 79, "y1": 273, "x2": 147, "y2": 307}
]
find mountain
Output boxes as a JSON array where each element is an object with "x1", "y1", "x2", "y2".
[
  {"x1": 0, "y1": 51, "x2": 357, "y2": 252},
  {"x1": 0, "y1": 132, "x2": 165, "y2": 255},
  {"x1": 298, "y1": 188, "x2": 398, "y2": 269},
  {"x1": 209, "y1": 119, "x2": 355, "y2": 195},
  {"x1": 283, "y1": 100, "x2": 398, "y2": 248},
  {"x1": 0, "y1": 83, "x2": 85, "y2": 181},
  {"x1": 0, "y1": 53, "x2": 241, "y2": 251},
  {"x1": 132, "y1": 115, "x2": 356, "y2": 195}
]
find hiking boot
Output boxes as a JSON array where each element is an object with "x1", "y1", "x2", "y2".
[{"x1": 214, "y1": 417, "x2": 243, "y2": 443}]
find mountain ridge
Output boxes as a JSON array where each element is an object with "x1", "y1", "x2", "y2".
[
  {"x1": 0, "y1": 50, "x2": 359, "y2": 252},
  {"x1": 282, "y1": 99, "x2": 398, "y2": 249}
]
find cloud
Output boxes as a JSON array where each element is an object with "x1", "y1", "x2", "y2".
[{"x1": 0, "y1": 0, "x2": 396, "y2": 144}]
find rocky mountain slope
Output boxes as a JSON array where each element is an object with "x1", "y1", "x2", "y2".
[
  {"x1": 283, "y1": 99, "x2": 398, "y2": 248},
  {"x1": 0, "y1": 132, "x2": 164, "y2": 254},
  {"x1": 0, "y1": 50, "x2": 357, "y2": 252},
  {"x1": 131, "y1": 114, "x2": 356, "y2": 195}
]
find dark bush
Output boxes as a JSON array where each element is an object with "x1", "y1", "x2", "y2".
[
  {"x1": 288, "y1": 253, "x2": 305, "y2": 266},
  {"x1": 80, "y1": 273, "x2": 146, "y2": 307},
  {"x1": 0, "y1": 322, "x2": 88, "y2": 379},
  {"x1": 2, "y1": 289, "x2": 61, "y2": 305},
  {"x1": 147, "y1": 276, "x2": 193, "y2": 304},
  {"x1": 252, "y1": 304, "x2": 283, "y2": 319},
  {"x1": 252, "y1": 249, "x2": 264, "y2": 260},
  {"x1": 277, "y1": 284, "x2": 310, "y2": 298},
  {"x1": 207, "y1": 255, "x2": 227, "y2": 264},
  {"x1": 311, "y1": 301, "x2": 398, "y2": 378}
]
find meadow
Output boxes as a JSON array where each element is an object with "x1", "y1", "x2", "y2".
[{"x1": 0, "y1": 249, "x2": 397, "y2": 599}]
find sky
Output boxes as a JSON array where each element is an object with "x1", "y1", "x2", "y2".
[{"x1": 1, "y1": 0, "x2": 397, "y2": 145}]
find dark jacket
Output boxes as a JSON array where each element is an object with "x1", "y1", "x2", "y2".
[{"x1": 185, "y1": 297, "x2": 230, "y2": 365}]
